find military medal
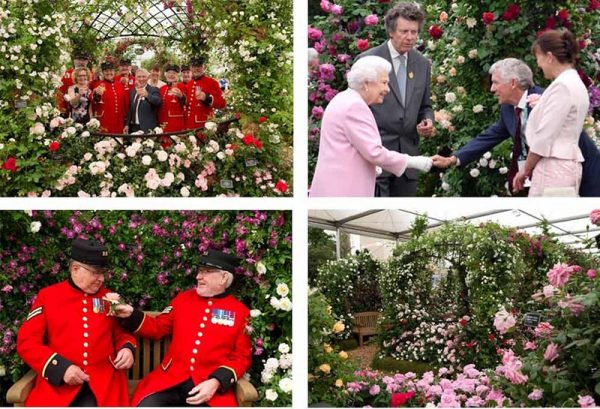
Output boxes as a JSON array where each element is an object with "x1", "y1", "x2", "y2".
[
  {"x1": 408, "y1": 72, "x2": 414, "y2": 79},
  {"x1": 92, "y1": 298, "x2": 105, "y2": 313},
  {"x1": 211, "y1": 309, "x2": 236, "y2": 326}
]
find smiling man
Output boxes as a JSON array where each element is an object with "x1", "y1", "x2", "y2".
[
  {"x1": 113, "y1": 249, "x2": 252, "y2": 407},
  {"x1": 17, "y1": 238, "x2": 135, "y2": 406},
  {"x1": 357, "y1": 2, "x2": 435, "y2": 197}
]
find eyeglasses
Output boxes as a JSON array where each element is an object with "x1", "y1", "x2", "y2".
[{"x1": 78, "y1": 264, "x2": 108, "y2": 277}]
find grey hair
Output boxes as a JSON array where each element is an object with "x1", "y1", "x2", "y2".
[
  {"x1": 136, "y1": 68, "x2": 149, "y2": 76},
  {"x1": 347, "y1": 56, "x2": 392, "y2": 90},
  {"x1": 308, "y1": 47, "x2": 319, "y2": 61},
  {"x1": 384, "y1": 2, "x2": 425, "y2": 33},
  {"x1": 489, "y1": 58, "x2": 534, "y2": 90},
  {"x1": 224, "y1": 272, "x2": 234, "y2": 288}
]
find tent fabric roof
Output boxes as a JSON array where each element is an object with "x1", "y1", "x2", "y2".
[{"x1": 309, "y1": 203, "x2": 600, "y2": 254}]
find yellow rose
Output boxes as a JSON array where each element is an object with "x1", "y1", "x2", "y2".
[
  {"x1": 308, "y1": 374, "x2": 316, "y2": 382},
  {"x1": 339, "y1": 351, "x2": 348, "y2": 359},
  {"x1": 324, "y1": 343, "x2": 333, "y2": 354},
  {"x1": 326, "y1": 305, "x2": 332, "y2": 315},
  {"x1": 335, "y1": 379, "x2": 344, "y2": 388},
  {"x1": 332, "y1": 321, "x2": 345, "y2": 333},
  {"x1": 319, "y1": 364, "x2": 331, "y2": 374}
]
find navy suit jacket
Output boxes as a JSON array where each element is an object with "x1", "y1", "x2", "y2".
[
  {"x1": 126, "y1": 85, "x2": 162, "y2": 132},
  {"x1": 455, "y1": 85, "x2": 600, "y2": 197}
]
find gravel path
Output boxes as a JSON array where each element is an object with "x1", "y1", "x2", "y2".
[{"x1": 347, "y1": 343, "x2": 378, "y2": 369}]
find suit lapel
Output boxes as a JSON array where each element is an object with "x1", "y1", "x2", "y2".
[{"x1": 379, "y1": 42, "x2": 403, "y2": 106}]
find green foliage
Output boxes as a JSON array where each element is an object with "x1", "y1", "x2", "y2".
[
  {"x1": 0, "y1": 210, "x2": 292, "y2": 406},
  {"x1": 308, "y1": 227, "x2": 337, "y2": 285}
]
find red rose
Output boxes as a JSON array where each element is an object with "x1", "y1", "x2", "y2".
[
  {"x1": 242, "y1": 134, "x2": 255, "y2": 145},
  {"x1": 459, "y1": 318, "x2": 467, "y2": 326},
  {"x1": 275, "y1": 180, "x2": 288, "y2": 193},
  {"x1": 1, "y1": 156, "x2": 17, "y2": 172},
  {"x1": 466, "y1": 340, "x2": 477, "y2": 348},
  {"x1": 391, "y1": 391, "x2": 416, "y2": 407},
  {"x1": 356, "y1": 38, "x2": 370, "y2": 51},
  {"x1": 589, "y1": 0, "x2": 600, "y2": 11},
  {"x1": 428, "y1": 25, "x2": 443, "y2": 39},
  {"x1": 258, "y1": 116, "x2": 267, "y2": 123},
  {"x1": 49, "y1": 141, "x2": 60, "y2": 152},
  {"x1": 488, "y1": 334, "x2": 496, "y2": 341},
  {"x1": 558, "y1": 9, "x2": 569, "y2": 21},
  {"x1": 160, "y1": 136, "x2": 172, "y2": 149},
  {"x1": 545, "y1": 16, "x2": 556, "y2": 29},
  {"x1": 482, "y1": 12, "x2": 495, "y2": 25},
  {"x1": 254, "y1": 139, "x2": 263, "y2": 149},
  {"x1": 502, "y1": 3, "x2": 520, "y2": 20}
]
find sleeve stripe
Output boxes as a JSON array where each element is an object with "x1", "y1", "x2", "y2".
[
  {"x1": 161, "y1": 306, "x2": 173, "y2": 314},
  {"x1": 27, "y1": 309, "x2": 43, "y2": 321},
  {"x1": 133, "y1": 312, "x2": 146, "y2": 333},
  {"x1": 41, "y1": 353, "x2": 58, "y2": 379},
  {"x1": 219, "y1": 365, "x2": 238, "y2": 382}
]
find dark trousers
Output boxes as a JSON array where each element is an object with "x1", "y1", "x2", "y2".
[
  {"x1": 70, "y1": 383, "x2": 97, "y2": 407},
  {"x1": 375, "y1": 175, "x2": 417, "y2": 197},
  {"x1": 128, "y1": 123, "x2": 142, "y2": 133},
  {"x1": 138, "y1": 378, "x2": 207, "y2": 407}
]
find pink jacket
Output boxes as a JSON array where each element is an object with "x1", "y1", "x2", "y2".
[
  {"x1": 310, "y1": 89, "x2": 408, "y2": 197},
  {"x1": 526, "y1": 68, "x2": 588, "y2": 161}
]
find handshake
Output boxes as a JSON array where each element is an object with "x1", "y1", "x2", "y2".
[{"x1": 403, "y1": 154, "x2": 458, "y2": 172}]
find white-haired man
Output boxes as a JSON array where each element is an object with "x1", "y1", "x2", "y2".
[{"x1": 114, "y1": 249, "x2": 252, "y2": 406}]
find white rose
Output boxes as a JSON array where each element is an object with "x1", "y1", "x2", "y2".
[
  {"x1": 441, "y1": 182, "x2": 450, "y2": 191},
  {"x1": 468, "y1": 49, "x2": 478, "y2": 59},
  {"x1": 479, "y1": 158, "x2": 488, "y2": 167},
  {"x1": 81, "y1": 131, "x2": 90, "y2": 138},
  {"x1": 469, "y1": 168, "x2": 480, "y2": 177},
  {"x1": 180, "y1": 186, "x2": 190, "y2": 197},
  {"x1": 30, "y1": 221, "x2": 41, "y2": 233},
  {"x1": 456, "y1": 55, "x2": 465, "y2": 64},
  {"x1": 265, "y1": 389, "x2": 278, "y2": 402},
  {"x1": 279, "y1": 378, "x2": 293, "y2": 393},
  {"x1": 153, "y1": 127, "x2": 163, "y2": 134},
  {"x1": 466, "y1": 17, "x2": 477, "y2": 28},
  {"x1": 483, "y1": 151, "x2": 492, "y2": 159},
  {"x1": 205, "y1": 121, "x2": 217, "y2": 131},
  {"x1": 216, "y1": 151, "x2": 226, "y2": 160},
  {"x1": 489, "y1": 159, "x2": 497, "y2": 169},
  {"x1": 265, "y1": 357, "x2": 279, "y2": 370},
  {"x1": 499, "y1": 167, "x2": 508, "y2": 174},
  {"x1": 278, "y1": 343, "x2": 290, "y2": 354},
  {"x1": 445, "y1": 92, "x2": 456, "y2": 103},
  {"x1": 30, "y1": 122, "x2": 45, "y2": 135},
  {"x1": 276, "y1": 283, "x2": 289, "y2": 297},
  {"x1": 279, "y1": 297, "x2": 292, "y2": 311},
  {"x1": 66, "y1": 126, "x2": 76, "y2": 135},
  {"x1": 83, "y1": 153, "x2": 92, "y2": 161},
  {"x1": 256, "y1": 261, "x2": 267, "y2": 275},
  {"x1": 156, "y1": 150, "x2": 168, "y2": 162},
  {"x1": 270, "y1": 297, "x2": 281, "y2": 310},
  {"x1": 472, "y1": 104, "x2": 484, "y2": 113},
  {"x1": 250, "y1": 309, "x2": 262, "y2": 318},
  {"x1": 146, "y1": 178, "x2": 160, "y2": 190},
  {"x1": 142, "y1": 155, "x2": 152, "y2": 166}
]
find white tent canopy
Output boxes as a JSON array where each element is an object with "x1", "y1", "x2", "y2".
[{"x1": 309, "y1": 202, "x2": 600, "y2": 257}]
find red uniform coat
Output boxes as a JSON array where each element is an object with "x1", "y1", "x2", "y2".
[
  {"x1": 91, "y1": 80, "x2": 129, "y2": 134},
  {"x1": 57, "y1": 68, "x2": 75, "y2": 115},
  {"x1": 128, "y1": 290, "x2": 252, "y2": 407},
  {"x1": 158, "y1": 83, "x2": 187, "y2": 132},
  {"x1": 184, "y1": 75, "x2": 226, "y2": 130},
  {"x1": 16, "y1": 280, "x2": 136, "y2": 407},
  {"x1": 115, "y1": 74, "x2": 136, "y2": 92}
]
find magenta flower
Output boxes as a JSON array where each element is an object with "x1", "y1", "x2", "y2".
[
  {"x1": 578, "y1": 395, "x2": 597, "y2": 407},
  {"x1": 590, "y1": 209, "x2": 600, "y2": 225},
  {"x1": 319, "y1": 63, "x2": 335, "y2": 81},
  {"x1": 331, "y1": 4, "x2": 343, "y2": 15},
  {"x1": 364, "y1": 14, "x2": 379, "y2": 26},
  {"x1": 369, "y1": 384, "x2": 381, "y2": 395},
  {"x1": 311, "y1": 106, "x2": 324, "y2": 120},
  {"x1": 308, "y1": 27, "x2": 323, "y2": 41},
  {"x1": 320, "y1": 0, "x2": 331, "y2": 12},
  {"x1": 587, "y1": 269, "x2": 597, "y2": 279}
]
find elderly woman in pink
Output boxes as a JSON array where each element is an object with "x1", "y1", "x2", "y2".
[
  {"x1": 309, "y1": 56, "x2": 432, "y2": 197},
  {"x1": 513, "y1": 30, "x2": 589, "y2": 196}
]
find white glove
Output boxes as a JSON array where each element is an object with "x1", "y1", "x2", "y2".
[{"x1": 405, "y1": 155, "x2": 432, "y2": 172}]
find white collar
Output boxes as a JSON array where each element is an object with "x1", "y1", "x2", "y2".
[
  {"x1": 516, "y1": 90, "x2": 528, "y2": 111},
  {"x1": 387, "y1": 41, "x2": 408, "y2": 60}
]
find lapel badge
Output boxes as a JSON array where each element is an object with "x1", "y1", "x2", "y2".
[
  {"x1": 408, "y1": 72, "x2": 414, "y2": 79},
  {"x1": 211, "y1": 309, "x2": 236, "y2": 327}
]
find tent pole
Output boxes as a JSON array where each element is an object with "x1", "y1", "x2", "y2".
[{"x1": 336, "y1": 227, "x2": 341, "y2": 259}]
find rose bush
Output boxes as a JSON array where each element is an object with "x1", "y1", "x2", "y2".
[
  {"x1": 0, "y1": 0, "x2": 292, "y2": 197},
  {"x1": 0, "y1": 210, "x2": 292, "y2": 406},
  {"x1": 308, "y1": 0, "x2": 600, "y2": 195}
]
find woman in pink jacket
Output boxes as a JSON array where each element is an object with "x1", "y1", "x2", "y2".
[
  {"x1": 513, "y1": 30, "x2": 589, "y2": 196},
  {"x1": 309, "y1": 56, "x2": 432, "y2": 197}
]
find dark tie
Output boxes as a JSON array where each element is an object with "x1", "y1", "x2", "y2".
[
  {"x1": 507, "y1": 107, "x2": 523, "y2": 193},
  {"x1": 397, "y1": 54, "x2": 406, "y2": 106}
]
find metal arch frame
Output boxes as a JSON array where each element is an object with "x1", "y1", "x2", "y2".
[{"x1": 74, "y1": 3, "x2": 189, "y2": 42}]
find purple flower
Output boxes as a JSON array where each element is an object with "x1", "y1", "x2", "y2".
[
  {"x1": 589, "y1": 85, "x2": 600, "y2": 112},
  {"x1": 347, "y1": 19, "x2": 360, "y2": 34},
  {"x1": 319, "y1": 63, "x2": 335, "y2": 81},
  {"x1": 311, "y1": 106, "x2": 324, "y2": 120},
  {"x1": 253, "y1": 346, "x2": 264, "y2": 356},
  {"x1": 330, "y1": 32, "x2": 344, "y2": 43},
  {"x1": 337, "y1": 54, "x2": 351, "y2": 63},
  {"x1": 364, "y1": 14, "x2": 379, "y2": 26}
]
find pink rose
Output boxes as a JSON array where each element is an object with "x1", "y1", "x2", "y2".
[
  {"x1": 543, "y1": 343, "x2": 559, "y2": 362},
  {"x1": 524, "y1": 341, "x2": 537, "y2": 350},
  {"x1": 543, "y1": 285, "x2": 556, "y2": 298},
  {"x1": 528, "y1": 389, "x2": 543, "y2": 401},
  {"x1": 331, "y1": 4, "x2": 343, "y2": 15},
  {"x1": 356, "y1": 38, "x2": 370, "y2": 51},
  {"x1": 493, "y1": 307, "x2": 516, "y2": 334},
  {"x1": 364, "y1": 14, "x2": 379, "y2": 26},
  {"x1": 547, "y1": 263, "x2": 575, "y2": 287},
  {"x1": 320, "y1": 0, "x2": 331, "y2": 12},
  {"x1": 535, "y1": 322, "x2": 554, "y2": 338},
  {"x1": 590, "y1": 209, "x2": 600, "y2": 225},
  {"x1": 587, "y1": 269, "x2": 597, "y2": 279},
  {"x1": 311, "y1": 106, "x2": 324, "y2": 120},
  {"x1": 578, "y1": 395, "x2": 597, "y2": 408},
  {"x1": 308, "y1": 27, "x2": 323, "y2": 41}
]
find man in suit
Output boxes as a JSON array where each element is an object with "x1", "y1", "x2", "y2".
[
  {"x1": 432, "y1": 58, "x2": 600, "y2": 197},
  {"x1": 358, "y1": 2, "x2": 435, "y2": 197},
  {"x1": 124, "y1": 68, "x2": 162, "y2": 134}
]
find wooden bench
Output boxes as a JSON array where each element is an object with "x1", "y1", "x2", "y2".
[
  {"x1": 6, "y1": 312, "x2": 258, "y2": 406},
  {"x1": 351, "y1": 311, "x2": 382, "y2": 346}
]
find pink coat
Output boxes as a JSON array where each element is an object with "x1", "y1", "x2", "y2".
[{"x1": 310, "y1": 89, "x2": 408, "y2": 197}]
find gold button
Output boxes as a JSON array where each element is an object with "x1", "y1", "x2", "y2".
[
  {"x1": 84, "y1": 342, "x2": 88, "y2": 347},
  {"x1": 83, "y1": 332, "x2": 88, "y2": 338},
  {"x1": 83, "y1": 308, "x2": 88, "y2": 313},
  {"x1": 200, "y1": 323, "x2": 205, "y2": 328},
  {"x1": 203, "y1": 317, "x2": 208, "y2": 321},
  {"x1": 83, "y1": 352, "x2": 88, "y2": 358},
  {"x1": 205, "y1": 309, "x2": 210, "y2": 313},
  {"x1": 195, "y1": 340, "x2": 200, "y2": 345},
  {"x1": 208, "y1": 301, "x2": 213, "y2": 306},
  {"x1": 192, "y1": 349, "x2": 198, "y2": 354},
  {"x1": 52, "y1": 360, "x2": 57, "y2": 365},
  {"x1": 83, "y1": 317, "x2": 88, "y2": 321},
  {"x1": 83, "y1": 300, "x2": 87, "y2": 305},
  {"x1": 197, "y1": 332, "x2": 203, "y2": 337},
  {"x1": 83, "y1": 360, "x2": 88, "y2": 366},
  {"x1": 189, "y1": 366, "x2": 194, "y2": 371},
  {"x1": 83, "y1": 323, "x2": 88, "y2": 329},
  {"x1": 190, "y1": 358, "x2": 195, "y2": 363}
]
